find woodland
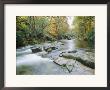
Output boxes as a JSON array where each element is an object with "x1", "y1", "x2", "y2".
[
  {"x1": 16, "y1": 16, "x2": 95, "y2": 48},
  {"x1": 16, "y1": 16, "x2": 95, "y2": 75}
]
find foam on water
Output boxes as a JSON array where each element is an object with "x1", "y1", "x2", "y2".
[{"x1": 17, "y1": 54, "x2": 52, "y2": 66}]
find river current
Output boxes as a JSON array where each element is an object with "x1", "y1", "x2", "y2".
[{"x1": 16, "y1": 39, "x2": 94, "y2": 75}]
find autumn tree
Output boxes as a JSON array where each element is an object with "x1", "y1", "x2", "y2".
[
  {"x1": 72, "y1": 16, "x2": 95, "y2": 47},
  {"x1": 47, "y1": 16, "x2": 69, "y2": 40},
  {"x1": 16, "y1": 16, "x2": 70, "y2": 48}
]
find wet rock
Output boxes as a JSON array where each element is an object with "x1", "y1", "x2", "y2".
[
  {"x1": 59, "y1": 53, "x2": 63, "y2": 57},
  {"x1": 31, "y1": 47, "x2": 42, "y2": 53},
  {"x1": 56, "y1": 42, "x2": 63, "y2": 46},
  {"x1": 61, "y1": 43, "x2": 64, "y2": 45},
  {"x1": 45, "y1": 48, "x2": 52, "y2": 53},
  {"x1": 37, "y1": 51, "x2": 47, "y2": 57},
  {"x1": 62, "y1": 53, "x2": 95, "y2": 69},
  {"x1": 51, "y1": 46, "x2": 58, "y2": 50},
  {"x1": 67, "y1": 37, "x2": 71, "y2": 40},
  {"x1": 85, "y1": 49, "x2": 95, "y2": 52},
  {"x1": 68, "y1": 50, "x2": 77, "y2": 53},
  {"x1": 66, "y1": 64, "x2": 74, "y2": 73},
  {"x1": 43, "y1": 45, "x2": 58, "y2": 53},
  {"x1": 47, "y1": 41, "x2": 52, "y2": 43},
  {"x1": 53, "y1": 58, "x2": 76, "y2": 73},
  {"x1": 30, "y1": 46, "x2": 34, "y2": 48},
  {"x1": 54, "y1": 58, "x2": 68, "y2": 65},
  {"x1": 59, "y1": 51, "x2": 66, "y2": 57}
]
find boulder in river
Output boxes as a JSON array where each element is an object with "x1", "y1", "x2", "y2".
[
  {"x1": 68, "y1": 50, "x2": 77, "y2": 53},
  {"x1": 51, "y1": 46, "x2": 58, "y2": 50},
  {"x1": 61, "y1": 43, "x2": 64, "y2": 45},
  {"x1": 53, "y1": 57, "x2": 76, "y2": 73},
  {"x1": 31, "y1": 47, "x2": 42, "y2": 53},
  {"x1": 59, "y1": 51, "x2": 66, "y2": 57},
  {"x1": 61, "y1": 53, "x2": 95, "y2": 69},
  {"x1": 43, "y1": 46, "x2": 58, "y2": 53},
  {"x1": 43, "y1": 46, "x2": 52, "y2": 53},
  {"x1": 67, "y1": 37, "x2": 71, "y2": 40}
]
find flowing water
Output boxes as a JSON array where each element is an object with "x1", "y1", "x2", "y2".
[{"x1": 16, "y1": 39, "x2": 94, "y2": 75}]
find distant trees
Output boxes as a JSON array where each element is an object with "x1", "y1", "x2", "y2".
[
  {"x1": 27, "y1": 16, "x2": 49, "y2": 43},
  {"x1": 16, "y1": 16, "x2": 95, "y2": 48},
  {"x1": 72, "y1": 16, "x2": 95, "y2": 47},
  {"x1": 47, "y1": 16, "x2": 69, "y2": 39},
  {"x1": 16, "y1": 16, "x2": 70, "y2": 48}
]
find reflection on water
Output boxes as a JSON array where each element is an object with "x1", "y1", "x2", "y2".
[
  {"x1": 60, "y1": 39, "x2": 93, "y2": 50},
  {"x1": 74, "y1": 39, "x2": 90, "y2": 49}
]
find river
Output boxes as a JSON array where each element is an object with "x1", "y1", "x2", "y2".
[{"x1": 16, "y1": 39, "x2": 95, "y2": 75}]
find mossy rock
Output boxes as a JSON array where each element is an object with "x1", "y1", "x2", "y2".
[
  {"x1": 46, "y1": 48, "x2": 52, "y2": 53},
  {"x1": 62, "y1": 54, "x2": 95, "y2": 69},
  {"x1": 68, "y1": 50, "x2": 77, "y2": 53},
  {"x1": 31, "y1": 47, "x2": 42, "y2": 53},
  {"x1": 16, "y1": 65, "x2": 33, "y2": 75}
]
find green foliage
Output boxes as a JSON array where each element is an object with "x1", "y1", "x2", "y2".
[
  {"x1": 16, "y1": 16, "x2": 29, "y2": 47},
  {"x1": 16, "y1": 16, "x2": 95, "y2": 48},
  {"x1": 16, "y1": 16, "x2": 49, "y2": 47},
  {"x1": 73, "y1": 16, "x2": 95, "y2": 48},
  {"x1": 86, "y1": 29, "x2": 95, "y2": 48},
  {"x1": 16, "y1": 16, "x2": 70, "y2": 48}
]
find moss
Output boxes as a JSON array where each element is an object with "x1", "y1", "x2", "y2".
[
  {"x1": 62, "y1": 55, "x2": 95, "y2": 69},
  {"x1": 62, "y1": 55, "x2": 74, "y2": 59},
  {"x1": 16, "y1": 65, "x2": 33, "y2": 75},
  {"x1": 85, "y1": 49, "x2": 94, "y2": 52}
]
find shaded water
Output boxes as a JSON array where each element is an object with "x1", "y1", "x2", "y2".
[{"x1": 16, "y1": 39, "x2": 94, "y2": 75}]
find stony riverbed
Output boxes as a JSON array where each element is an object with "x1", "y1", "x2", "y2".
[{"x1": 16, "y1": 39, "x2": 95, "y2": 75}]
